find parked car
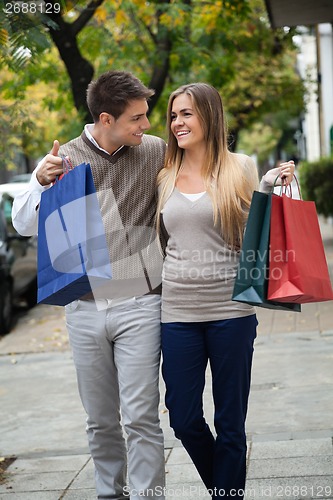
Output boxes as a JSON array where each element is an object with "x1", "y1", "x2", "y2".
[
  {"x1": 0, "y1": 183, "x2": 37, "y2": 334},
  {"x1": 9, "y1": 173, "x2": 33, "y2": 183}
]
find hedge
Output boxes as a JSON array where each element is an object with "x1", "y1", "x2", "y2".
[{"x1": 298, "y1": 157, "x2": 333, "y2": 218}]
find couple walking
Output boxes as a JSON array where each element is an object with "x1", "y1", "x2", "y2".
[{"x1": 12, "y1": 70, "x2": 294, "y2": 499}]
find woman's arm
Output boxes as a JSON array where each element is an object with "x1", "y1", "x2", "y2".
[{"x1": 259, "y1": 160, "x2": 295, "y2": 194}]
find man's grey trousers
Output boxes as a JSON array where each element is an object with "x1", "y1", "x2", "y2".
[{"x1": 65, "y1": 295, "x2": 165, "y2": 499}]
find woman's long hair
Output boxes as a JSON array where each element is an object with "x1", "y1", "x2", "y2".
[{"x1": 156, "y1": 83, "x2": 259, "y2": 249}]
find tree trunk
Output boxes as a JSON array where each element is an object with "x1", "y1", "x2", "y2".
[
  {"x1": 147, "y1": 1, "x2": 172, "y2": 114},
  {"x1": 228, "y1": 129, "x2": 239, "y2": 152},
  {"x1": 46, "y1": 15, "x2": 94, "y2": 122},
  {"x1": 44, "y1": 0, "x2": 107, "y2": 122},
  {"x1": 44, "y1": 1, "x2": 172, "y2": 120},
  {"x1": 148, "y1": 37, "x2": 172, "y2": 114}
]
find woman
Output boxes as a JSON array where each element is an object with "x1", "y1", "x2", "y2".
[{"x1": 156, "y1": 83, "x2": 294, "y2": 499}]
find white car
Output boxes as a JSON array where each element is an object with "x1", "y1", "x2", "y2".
[{"x1": 0, "y1": 180, "x2": 32, "y2": 198}]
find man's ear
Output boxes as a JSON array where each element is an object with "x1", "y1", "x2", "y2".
[{"x1": 100, "y1": 112, "x2": 115, "y2": 126}]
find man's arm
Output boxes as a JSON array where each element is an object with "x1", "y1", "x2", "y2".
[{"x1": 12, "y1": 140, "x2": 64, "y2": 236}]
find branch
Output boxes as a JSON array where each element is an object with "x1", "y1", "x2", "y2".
[
  {"x1": 43, "y1": 7, "x2": 94, "y2": 120},
  {"x1": 71, "y1": 0, "x2": 106, "y2": 36},
  {"x1": 127, "y1": 6, "x2": 156, "y2": 48},
  {"x1": 148, "y1": 36, "x2": 172, "y2": 111}
]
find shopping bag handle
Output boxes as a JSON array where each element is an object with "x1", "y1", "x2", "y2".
[
  {"x1": 54, "y1": 156, "x2": 74, "y2": 183},
  {"x1": 273, "y1": 174, "x2": 302, "y2": 199}
]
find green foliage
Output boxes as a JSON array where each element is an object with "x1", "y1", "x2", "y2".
[
  {"x1": 0, "y1": 105, "x2": 27, "y2": 172},
  {"x1": 79, "y1": 0, "x2": 304, "y2": 145},
  {"x1": 0, "y1": 5, "x2": 52, "y2": 71},
  {"x1": 299, "y1": 157, "x2": 333, "y2": 217},
  {"x1": 0, "y1": 0, "x2": 306, "y2": 172},
  {"x1": 238, "y1": 110, "x2": 301, "y2": 169},
  {"x1": 0, "y1": 60, "x2": 82, "y2": 172}
]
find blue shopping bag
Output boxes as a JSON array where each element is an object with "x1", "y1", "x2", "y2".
[{"x1": 37, "y1": 162, "x2": 112, "y2": 305}]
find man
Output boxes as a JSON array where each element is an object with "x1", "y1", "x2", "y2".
[{"x1": 12, "y1": 71, "x2": 166, "y2": 499}]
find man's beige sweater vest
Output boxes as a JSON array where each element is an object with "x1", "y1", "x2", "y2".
[{"x1": 59, "y1": 132, "x2": 166, "y2": 299}]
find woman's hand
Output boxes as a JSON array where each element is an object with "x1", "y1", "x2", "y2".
[{"x1": 263, "y1": 160, "x2": 295, "y2": 187}]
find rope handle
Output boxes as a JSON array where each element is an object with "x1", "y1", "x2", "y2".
[
  {"x1": 273, "y1": 173, "x2": 302, "y2": 199},
  {"x1": 61, "y1": 155, "x2": 74, "y2": 174},
  {"x1": 54, "y1": 155, "x2": 74, "y2": 183}
]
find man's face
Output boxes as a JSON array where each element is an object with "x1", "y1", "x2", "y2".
[{"x1": 110, "y1": 99, "x2": 151, "y2": 147}]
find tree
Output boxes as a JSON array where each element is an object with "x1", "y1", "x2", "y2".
[
  {"x1": 1, "y1": 0, "x2": 176, "y2": 121},
  {"x1": 1, "y1": 0, "x2": 252, "y2": 120},
  {"x1": 43, "y1": 0, "x2": 104, "y2": 121},
  {"x1": 209, "y1": 0, "x2": 305, "y2": 150},
  {"x1": 0, "y1": 63, "x2": 82, "y2": 177},
  {"x1": 0, "y1": 0, "x2": 305, "y2": 165}
]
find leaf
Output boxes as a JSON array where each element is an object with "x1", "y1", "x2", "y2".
[
  {"x1": 0, "y1": 29, "x2": 8, "y2": 46},
  {"x1": 94, "y1": 6, "x2": 108, "y2": 24}
]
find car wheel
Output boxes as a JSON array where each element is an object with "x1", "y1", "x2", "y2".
[
  {"x1": 0, "y1": 281, "x2": 13, "y2": 335},
  {"x1": 25, "y1": 278, "x2": 37, "y2": 309}
]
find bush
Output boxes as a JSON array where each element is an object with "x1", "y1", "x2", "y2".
[{"x1": 298, "y1": 157, "x2": 333, "y2": 217}]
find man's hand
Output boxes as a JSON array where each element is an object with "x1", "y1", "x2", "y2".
[{"x1": 36, "y1": 140, "x2": 65, "y2": 186}]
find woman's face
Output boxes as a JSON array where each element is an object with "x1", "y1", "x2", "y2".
[{"x1": 170, "y1": 93, "x2": 205, "y2": 151}]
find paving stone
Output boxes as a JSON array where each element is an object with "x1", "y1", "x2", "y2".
[
  {"x1": 247, "y1": 455, "x2": 333, "y2": 479},
  {"x1": 6, "y1": 454, "x2": 90, "y2": 474},
  {"x1": 166, "y1": 447, "x2": 192, "y2": 465},
  {"x1": 165, "y1": 463, "x2": 203, "y2": 484},
  {"x1": 245, "y1": 476, "x2": 333, "y2": 499},
  {"x1": 250, "y1": 438, "x2": 333, "y2": 459},
  {"x1": 65, "y1": 459, "x2": 94, "y2": 490},
  {"x1": 0, "y1": 471, "x2": 75, "y2": 494},
  {"x1": 0, "y1": 492, "x2": 63, "y2": 499},
  {"x1": 61, "y1": 489, "x2": 96, "y2": 499}
]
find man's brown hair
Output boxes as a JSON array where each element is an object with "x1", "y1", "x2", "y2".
[{"x1": 87, "y1": 71, "x2": 155, "y2": 122}]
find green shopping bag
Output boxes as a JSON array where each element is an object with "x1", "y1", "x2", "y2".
[{"x1": 232, "y1": 191, "x2": 301, "y2": 311}]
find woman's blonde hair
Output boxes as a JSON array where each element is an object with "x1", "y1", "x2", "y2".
[{"x1": 156, "y1": 83, "x2": 259, "y2": 249}]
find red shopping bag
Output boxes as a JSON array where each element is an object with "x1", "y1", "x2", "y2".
[{"x1": 267, "y1": 190, "x2": 333, "y2": 304}]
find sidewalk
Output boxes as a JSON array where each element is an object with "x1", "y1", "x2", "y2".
[{"x1": 0, "y1": 218, "x2": 332, "y2": 499}]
